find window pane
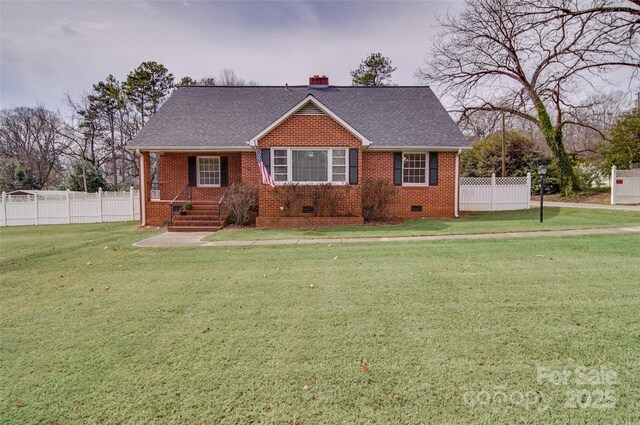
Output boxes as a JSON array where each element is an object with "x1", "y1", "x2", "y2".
[
  {"x1": 271, "y1": 150, "x2": 288, "y2": 182},
  {"x1": 331, "y1": 150, "x2": 347, "y2": 182},
  {"x1": 292, "y1": 150, "x2": 328, "y2": 182},
  {"x1": 403, "y1": 153, "x2": 427, "y2": 184},
  {"x1": 198, "y1": 157, "x2": 220, "y2": 185}
]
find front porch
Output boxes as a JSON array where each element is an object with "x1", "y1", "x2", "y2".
[
  {"x1": 141, "y1": 151, "x2": 248, "y2": 230},
  {"x1": 140, "y1": 149, "x2": 367, "y2": 230}
]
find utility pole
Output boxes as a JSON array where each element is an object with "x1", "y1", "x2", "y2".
[{"x1": 501, "y1": 111, "x2": 506, "y2": 177}]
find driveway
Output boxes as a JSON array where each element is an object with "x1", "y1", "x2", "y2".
[{"x1": 533, "y1": 201, "x2": 640, "y2": 212}]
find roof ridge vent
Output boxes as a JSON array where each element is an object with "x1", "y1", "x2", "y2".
[{"x1": 295, "y1": 101, "x2": 326, "y2": 115}]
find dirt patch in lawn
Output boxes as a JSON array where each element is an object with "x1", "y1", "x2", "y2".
[{"x1": 532, "y1": 189, "x2": 610, "y2": 205}]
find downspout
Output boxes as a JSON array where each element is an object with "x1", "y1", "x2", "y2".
[
  {"x1": 137, "y1": 149, "x2": 146, "y2": 226},
  {"x1": 454, "y1": 149, "x2": 461, "y2": 218}
]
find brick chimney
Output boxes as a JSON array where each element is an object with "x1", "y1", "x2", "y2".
[{"x1": 309, "y1": 75, "x2": 329, "y2": 88}]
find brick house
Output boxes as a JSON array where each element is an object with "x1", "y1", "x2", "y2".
[{"x1": 129, "y1": 76, "x2": 470, "y2": 230}]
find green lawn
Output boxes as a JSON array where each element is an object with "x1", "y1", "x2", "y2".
[
  {"x1": 1, "y1": 222, "x2": 639, "y2": 424},
  {"x1": 206, "y1": 207, "x2": 640, "y2": 241}
]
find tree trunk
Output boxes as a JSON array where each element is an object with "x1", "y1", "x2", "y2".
[
  {"x1": 82, "y1": 161, "x2": 88, "y2": 192},
  {"x1": 534, "y1": 100, "x2": 580, "y2": 195},
  {"x1": 111, "y1": 125, "x2": 118, "y2": 190},
  {"x1": 119, "y1": 113, "x2": 126, "y2": 186}
]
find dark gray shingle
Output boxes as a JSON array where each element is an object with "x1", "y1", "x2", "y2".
[{"x1": 129, "y1": 86, "x2": 469, "y2": 150}]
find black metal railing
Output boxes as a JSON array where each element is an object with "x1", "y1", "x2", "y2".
[
  {"x1": 168, "y1": 184, "x2": 191, "y2": 227},
  {"x1": 217, "y1": 190, "x2": 227, "y2": 226}
]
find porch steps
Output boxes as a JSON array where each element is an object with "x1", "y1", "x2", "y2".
[
  {"x1": 169, "y1": 225, "x2": 222, "y2": 232},
  {"x1": 168, "y1": 202, "x2": 227, "y2": 232}
]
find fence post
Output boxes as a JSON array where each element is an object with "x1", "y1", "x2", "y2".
[
  {"x1": 34, "y1": 190, "x2": 39, "y2": 226},
  {"x1": 611, "y1": 166, "x2": 616, "y2": 205},
  {"x1": 526, "y1": 172, "x2": 532, "y2": 209},
  {"x1": 1, "y1": 191, "x2": 6, "y2": 227},
  {"x1": 98, "y1": 188, "x2": 103, "y2": 222},
  {"x1": 130, "y1": 186, "x2": 135, "y2": 220},
  {"x1": 66, "y1": 189, "x2": 71, "y2": 224},
  {"x1": 491, "y1": 173, "x2": 496, "y2": 211}
]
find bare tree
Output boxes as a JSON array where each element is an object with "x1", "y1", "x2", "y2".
[
  {"x1": 563, "y1": 90, "x2": 632, "y2": 157},
  {"x1": 218, "y1": 68, "x2": 259, "y2": 86},
  {"x1": 0, "y1": 107, "x2": 67, "y2": 188},
  {"x1": 417, "y1": 0, "x2": 639, "y2": 194}
]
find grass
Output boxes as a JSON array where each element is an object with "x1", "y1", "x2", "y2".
[
  {"x1": 205, "y1": 207, "x2": 640, "y2": 241},
  {"x1": 1, "y1": 223, "x2": 640, "y2": 424}
]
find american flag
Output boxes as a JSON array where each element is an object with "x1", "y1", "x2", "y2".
[{"x1": 255, "y1": 148, "x2": 276, "y2": 188}]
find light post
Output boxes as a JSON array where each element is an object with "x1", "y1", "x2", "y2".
[{"x1": 538, "y1": 165, "x2": 547, "y2": 223}]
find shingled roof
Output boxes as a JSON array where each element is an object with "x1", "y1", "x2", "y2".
[{"x1": 128, "y1": 86, "x2": 469, "y2": 150}]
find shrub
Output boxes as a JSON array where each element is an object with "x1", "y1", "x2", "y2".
[
  {"x1": 530, "y1": 159, "x2": 561, "y2": 194},
  {"x1": 362, "y1": 179, "x2": 395, "y2": 221},
  {"x1": 325, "y1": 185, "x2": 349, "y2": 217},
  {"x1": 62, "y1": 160, "x2": 112, "y2": 192},
  {"x1": 309, "y1": 184, "x2": 349, "y2": 217},
  {"x1": 274, "y1": 184, "x2": 301, "y2": 217},
  {"x1": 461, "y1": 131, "x2": 545, "y2": 177},
  {"x1": 594, "y1": 110, "x2": 640, "y2": 175},
  {"x1": 0, "y1": 159, "x2": 38, "y2": 192},
  {"x1": 226, "y1": 183, "x2": 258, "y2": 225},
  {"x1": 274, "y1": 183, "x2": 350, "y2": 217}
]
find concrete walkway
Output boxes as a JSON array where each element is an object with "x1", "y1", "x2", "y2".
[
  {"x1": 133, "y1": 226, "x2": 640, "y2": 248},
  {"x1": 534, "y1": 201, "x2": 640, "y2": 212}
]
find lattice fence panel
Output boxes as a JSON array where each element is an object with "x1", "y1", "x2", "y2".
[
  {"x1": 460, "y1": 173, "x2": 531, "y2": 211},
  {"x1": 1, "y1": 190, "x2": 140, "y2": 226}
]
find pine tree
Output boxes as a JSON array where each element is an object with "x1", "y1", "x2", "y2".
[{"x1": 350, "y1": 53, "x2": 397, "y2": 86}]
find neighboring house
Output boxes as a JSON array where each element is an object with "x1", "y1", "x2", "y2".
[{"x1": 128, "y1": 76, "x2": 470, "y2": 230}]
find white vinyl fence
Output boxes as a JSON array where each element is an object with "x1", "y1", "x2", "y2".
[
  {"x1": 460, "y1": 173, "x2": 532, "y2": 211},
  {"x1": 1, "y1": 188, "x2": 140, "y2": 227},
  {"x1": 611, "y1": 167, "x2": 640, "y2": 205}
]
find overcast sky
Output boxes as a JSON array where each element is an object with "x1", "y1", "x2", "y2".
[
  {"x1": 1, "y1": 0, "x2": 467, "y2": 110},
  {"x1": 1, "y1": 0, "x2": 637, "y2": 112}
]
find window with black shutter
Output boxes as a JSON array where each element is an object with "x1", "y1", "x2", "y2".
[
  {"x1": 393, "y1": 152, "x2": 403, "y2": 186},
  {"x1": 429, "y1": 152, "x2": 438, "y2": 186}
]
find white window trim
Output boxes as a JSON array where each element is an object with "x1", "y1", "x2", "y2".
[
  {"x1": 271, "y1": 147, "x2": 350, "y2": 185},
  {"x1": 402, "y1": 152, "x2": 429, "y2": 186},
  {"x1": 196, "y1": 156, "x2": 221, "y2": 187}
]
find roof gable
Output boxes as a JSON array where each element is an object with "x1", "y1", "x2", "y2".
[{"x1": 249, "y1": 95, "x2": 371, "y2": 147}]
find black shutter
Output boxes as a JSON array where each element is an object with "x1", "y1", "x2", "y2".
[
  {"x1": 349, "y1": 148, "x2": 358, "y2": 185},
  {"x1": 261, "y1": 148, "x2": 271, "y2": 173},
  {"x1": 429, "y1": 152, "x2": 438, "y2": 186},
  {"x1": 393, "y1": 152, "x2": 403, "y2": 186},
  {"x1": 220, "y1": 156, "x2": 229, "y2": 187},
  {"x1": 188, "y1": 156, "x2": 197, "y2": 187}
]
